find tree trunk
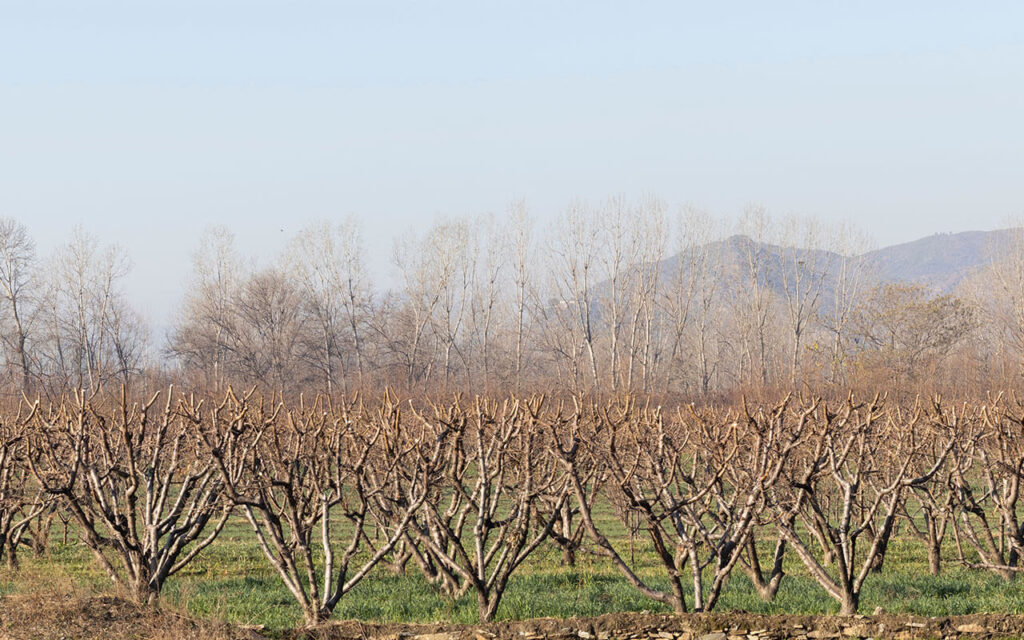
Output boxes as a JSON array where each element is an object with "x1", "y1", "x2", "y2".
[
  {"x1": 4, "y1": 539, "x2": 18, "y2": 571},
  {"x1": 478, "y1": 590, "x2": 497, "y2": 623},
  {"x1": 928, "y1": 541, "x2": 942, "y2": 576},
  {"x1": 562, "y1": 545, "x2": 576, "y2": 567},
  {"x1": 743, "y1": 536, "x2": 786, "y2": 601},
  {"x1": 925, "y1": 511, "x2": 942, "y2": 576},
  {"x1": 302, "y1": 603, "x2": 328, "y2": 628},
  {"x1": 840, "y1": 591, "x2": 860, "y2": 616},
  {"x1": 132, "y1": 578, "x2": 159, "y2": 606},
  {"x1": 870, "y1": 524, "x2": 892, "y2": 573}
]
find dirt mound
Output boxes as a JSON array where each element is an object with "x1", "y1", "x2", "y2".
[
  {"x1": 7, "y1": 596, "x2": 1024, "y2": 640},
  {"x1": 0, "y1": 593, "x2": 252, "y2": 640},
  {"x1": 304, "y1": 612, "x2": 1024, "y2": 640}
]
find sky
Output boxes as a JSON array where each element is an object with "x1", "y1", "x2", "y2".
[{"x1": 1, "y1": 1, "x2": 1023, "y2": 334}]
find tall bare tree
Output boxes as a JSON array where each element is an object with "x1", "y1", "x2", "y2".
[
  {"x1": 288, "y1": 218, "x2": 371, "y2": 394},
  {"x1": 776, "y1": 215, "x2": 831, "y2": 384},
  {"x1": 41, "y1": 227, "x2": 144, "y2": 394},
  {"x1": 0, "y1": 219, "x2": 37, "y2": 393},
  {"x1": 167, "y1": 225, "x2": 242, "y2": 391}
]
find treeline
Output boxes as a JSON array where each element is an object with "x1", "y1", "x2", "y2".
[
  {"x1": 5, "y1": 390, "x2": 1024, "y2": 623},
  {"x1": 0, "y1": 221, "x2": 146, "y2": 397},
  {"x1": 0, "y1": 202, "x2": 1022, "y2": 397}
]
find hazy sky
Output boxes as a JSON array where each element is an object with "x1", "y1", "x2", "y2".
[{"x1": 2, "y1": 1, "x2": 1023, "y2": 333}]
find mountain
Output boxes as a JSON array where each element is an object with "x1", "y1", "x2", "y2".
[
  {"x1": 653, "y1": 229, "x2": 1018, "y2": 298},
  {"x1": 859, "y1": 229, "x2": 1015, "y2": 293}
]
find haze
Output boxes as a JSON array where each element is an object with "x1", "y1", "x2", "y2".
[{"x1": 2, "y1": 1, "x2": 1022, "y2": 332}]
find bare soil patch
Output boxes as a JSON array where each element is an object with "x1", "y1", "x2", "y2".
[{"x1": 7, "y1": 595, "x2": 1024, "y2": 640}]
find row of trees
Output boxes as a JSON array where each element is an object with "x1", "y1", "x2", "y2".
[
  {"x1": 0, "y1": 221, "x2": 147, "y2": 397},
  {"x1": 0, "y1": 205, "x2": 1020, "y2": 398},
  {"x1": 6, "y1": 389, "x2": 1024, "y2": 623},
  {"x1": 163, "y1": 203, "x2": 1009, "y2": 397}
]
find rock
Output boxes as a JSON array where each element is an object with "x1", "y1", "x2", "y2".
[
  {"x1": 698, "y1": 634, "x2": 726, "y2": 640},
  {"x1": 843, "y1": 625, "x2": 871, "y2": 637},
  {"x1": 807, "y1": 631, "x2": 840, "y2": 639},
  {"x1": 578, "y1": 632, "x2": 593, "y2": 639},
  {"x1": 872, "y1": 607, "x2": 885, "y2": 616},
  {"x1": 955, "y1": 624, "x2": 989, "y2": 634}
]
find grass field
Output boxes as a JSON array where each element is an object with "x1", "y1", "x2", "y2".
[{"x1": 3, "y1": 513, "x2": 1024, "y2": 633}]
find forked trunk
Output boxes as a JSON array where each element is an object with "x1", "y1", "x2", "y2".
[
  {"x1": 478, "y1": 591, "x2": 498, "y2": 623},
  {"x1": 131, "y1": 577, "x2": 159, "y2": 607},
  {"x1": 743, "y1": 536, "x2": 786, "y2": 601}
]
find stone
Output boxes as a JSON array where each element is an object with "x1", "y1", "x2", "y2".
[
  {"x1": 955, "y1": 624, "x2": 988, "y2": 634},
  {"x1": 698, "y1": 634, "x2": 726, "y2": 640}
]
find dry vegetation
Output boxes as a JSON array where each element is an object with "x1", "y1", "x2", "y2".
[
  {"x1": 5, "y1": 388, "x2": 1024, "y2": 632},
  {"x1": 4, "y1": 211, "x2": 1024, "y2": 634}
]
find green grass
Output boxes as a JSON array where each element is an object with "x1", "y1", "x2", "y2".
[{"x1": 4, "y1": 516, "x2": 1024, "y2": 632}]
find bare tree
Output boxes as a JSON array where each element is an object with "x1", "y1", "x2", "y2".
[
  {"x1": 623, "y1": 197, "x2": 667, "y2": 392},
  {"x1": 234, "y1": 267, "x2": 310, "y2": 390},
  {"x1": 730, "y1": 205, "x2": 779, "y2": 388},
  {"x1": 662, "y1": 208, "x2": 722, "y2": 395},
  {"x1": 391, "y1": 221, "x2": 472, "y2": 389},
  {"x1": 771, "y1": 396, "x2": 953, "y2": 614},
  {"x1": 465, "y1": 215, "x2": 504, "y2": 391},
  {"x1": 28, "y1": 388, "x2": 230, "y2": 603},
  {"x1": 0, "y1": 219, "x2": 37, "y2": 394},
  {"x1": 850, "y1": 283, "x2": 977, "y2": 390},
  {"x1": 0, "y1": 402, "x2": 50, "y2": 569},
  {"x1": 543, "y1": 202, "x2": 602, "y2": 391},
  {"x1": 41, "y1": 227, "x2": 144, "y2": 394},
  {"x1": 401, "y1": 396, "x2": 568, "y2": 622},
  {"x1": 288, "y1": 218, "x2": 371, "y2": 394},
  {"x1": 508, "y1": 201, "x2": 535, "y2": 392},
  {"x1": 555, "y1": 397, "x2": 811, "y2": 613},
  {"x1": 776, "y1": 215, "x2": 831, "y2": 384},
  {"x1": 821, "y1": 222, "x2": 875, "y2": 385},
  {"x1": 947, "y1": 395, "x2": 1024, "y2": 580},
  {"x1": 203, "y1": 390, "x2": 434, "y2": 625},
  {"x1": 168, "y1": 226, "x2": 242, "y2": 391}
]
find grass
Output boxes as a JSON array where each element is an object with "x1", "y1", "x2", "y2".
[{"x1": 4, "y1": 515, "x2": 1024, "y2": 632}]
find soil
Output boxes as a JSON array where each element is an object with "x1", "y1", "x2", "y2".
[
  {"x1": 310, "y1": 611, "x2": 1024, "y2": 640},
  {"x1": 6, "y1": 594, "x2": 1024, "y2": 640}
]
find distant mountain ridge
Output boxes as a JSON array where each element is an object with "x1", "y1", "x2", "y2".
[
  {"x1": 653, "y1": 228, "x2": 1018, "y2": 297},
  {"x1": 860, "y1": 229, "x2": 1011, "y2": 293}
]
